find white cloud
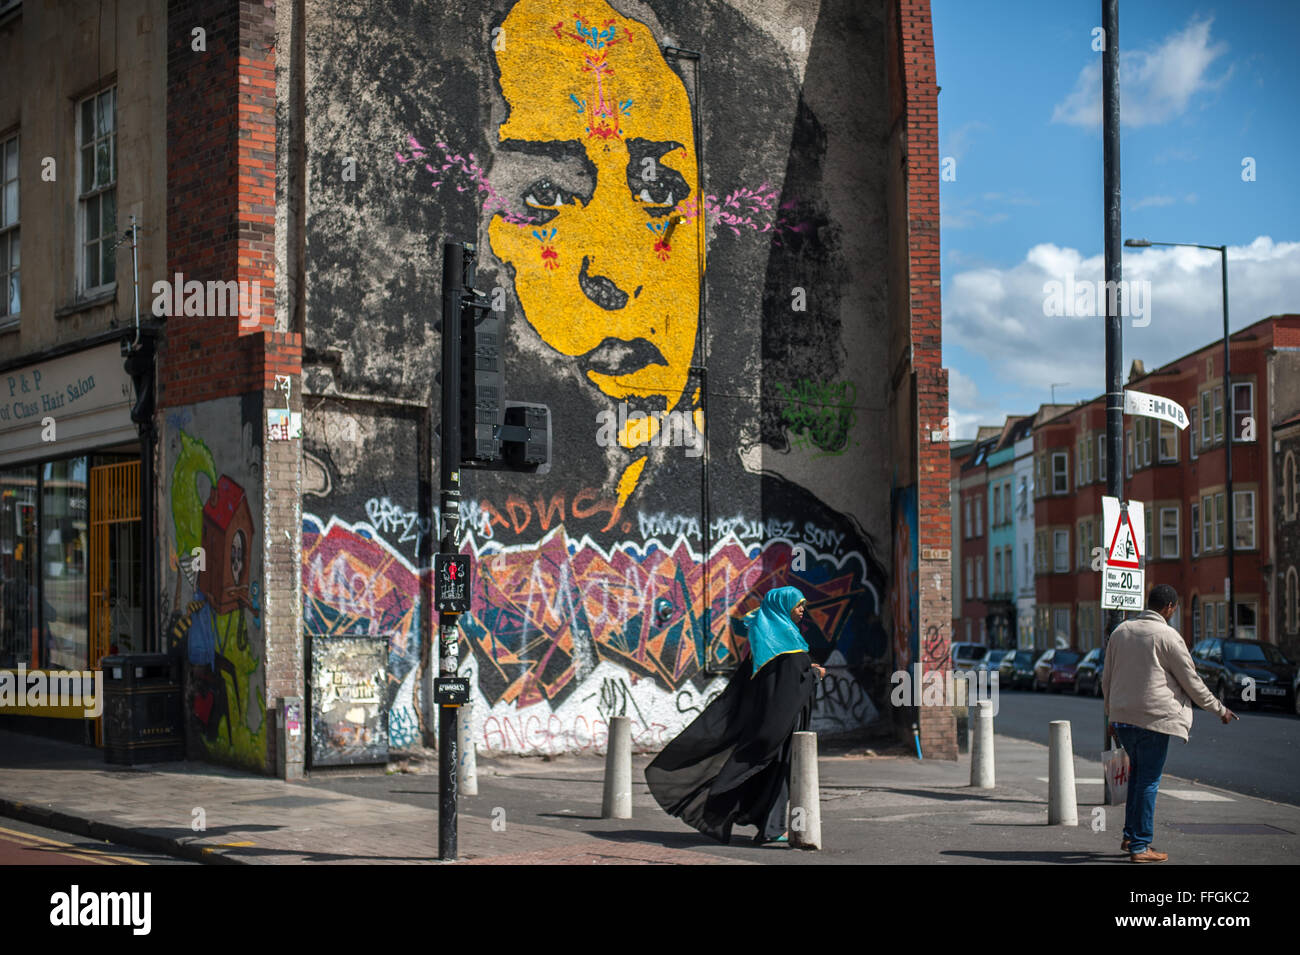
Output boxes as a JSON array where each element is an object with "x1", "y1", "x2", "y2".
[
  {"x1": 944, "y1": 236, "x2": 1300, "y2": 434},
  {"x1": 1052, "y1": 16, "x2": 1231, "y2": 128}
]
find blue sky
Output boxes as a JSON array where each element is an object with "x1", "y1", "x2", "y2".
[{"x1": 933, "y1": 0, "x2": 1300, "y2": 439}]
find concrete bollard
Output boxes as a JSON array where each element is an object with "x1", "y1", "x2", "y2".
[
  {"x1": 457, "y1": 702, "x2": 478, "y2": 796},
  {"x1": 789, "y1": 731, "x2": 822, "y2": 850},
  {"x1": 970, "y1": 699, "x2": 995, "y2": 789},
  {"x1": 601, "y1": 715, "x2": 632, "y2": 819},
  {"x1": 1048, "y1": 720, "x2": 1079, "y2": 826}
]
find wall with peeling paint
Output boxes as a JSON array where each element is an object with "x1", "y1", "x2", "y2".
[{"x1": 288, "y1": 0, "x2": 896, "y2": 753}]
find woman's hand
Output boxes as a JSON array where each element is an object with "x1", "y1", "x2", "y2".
[{"x1": 811, "y1": 664, "x2": 826, "y2": 680}]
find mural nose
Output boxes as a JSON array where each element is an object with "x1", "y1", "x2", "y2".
[{"x1": 579, "y1": 255, "x2": 630, "y2": 310}]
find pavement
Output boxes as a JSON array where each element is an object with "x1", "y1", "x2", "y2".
[{"x1": 0, "y1": 727, "x2": 1296, "y2": 865}]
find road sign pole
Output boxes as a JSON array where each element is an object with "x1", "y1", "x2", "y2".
[
  {"x1": 437, "y1": 241, "x2": 465, "y2": 861},
  {"x1": 1101, "y1": 0, "x2": 1124, "y2": 764}
]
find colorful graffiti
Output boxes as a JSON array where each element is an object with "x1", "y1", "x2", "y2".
[
  {"x1": 889, "y1": 485, "x2": 919, "y2": 675},
  {"x1": 164, "y1": 425, "x2": 266, "y2": 769},
  {"x1": 462, "y1": 525, "x2": 873, "y2": 709},
  {"x1": 302, "y1": 514, "x2": 424, "y2": 749}
]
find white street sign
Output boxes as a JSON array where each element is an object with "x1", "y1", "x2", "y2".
[
  {"x1": 1102, "y1": 497, "x2": 1145, "y2": 610},
  {"x1": 1124, "y1": 389, "x2": 1189, "y2": 430}
]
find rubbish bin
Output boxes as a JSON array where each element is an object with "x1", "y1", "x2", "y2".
[{"x1": 102, "y1": 653, "x2": 184, "y2": 765}]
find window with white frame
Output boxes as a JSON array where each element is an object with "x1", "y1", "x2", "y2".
[
  {"x1": 1053, "y1": 530, "x2": 1069, "y2": 573},
  {"x1": 1232, "y1": 383, "x2": 1253, "y2": 443},
  {"x1": 1200, "y1": 390, "x2": 1212, "y2": 448},
  {"x1": 1204, "y1": 600, "x2": 1217, "y2": 638},
  {"x1": 976, "y1": 557, "x2": 984, "y2": 598},
  {"x1": 78, "y1": 87, "x2": 117, "y2": 293},
  {"x1": 1234, "y1": 490, "x2": 1255, "y2": 549},
  {"x1": 1190, "y1": 421, "x2": 1198, "y2": 460},
  {"x1": 1158, "y1": 421, "x2": 1177, "y2": 462},
  {"x1": 1098, "y1": 435, "x2": 1107, "y2": 480},
  {"x1": 1137, "y1": 418, "x2": 1153, "y2": 468},
  {"x1": 1191, "y1": 502, "x2": 1200, "y2": 558},
  {"x1": 1077, "y1": 519, "x2": 1093, "y2": 570},
  {"x1": 994, "y1": 551, "x2": 1003, "y2": 594},
  {"x1": 993, "y1": 485, "x2": 1001, "y2": 527},
  {"x1": 1035, "y1": 532, "x2": 1047, "y2": 574},
  {"x1": 1053, "y1": 608, "x2": 1070, "y2": 645},
  {"x1": 964, "y1": 498, "x2": 972, "y2": 539},
  {"x1": 1125, "y1": 430, "x2": 1133, "y2": 477},
  {"x1": 1235, "y1": 603, "x2": 1257, "y2": 640},
  {"x1": 1192, "y1": 596, "x2": 1201, "y2": 640},
  {"x1": 1052, "y1": 451, "x2": 1068, "y2": 494},
  {"x1": 1217, "y1": 601, "x2": 1226, "y2": 636},
  {"x1": 1201, "y1": 495, "x2": 1213, "y2": 552},
  {"x1": 1160, "y1": 506, "x2": 1179, "y2": 559},
  {"x1": 974, "y1": 497, "x2": 982, "y2": 536},
  {"x1": 1212, "y1": 385, "x2": 1224, "y2": 444},
  {"x1": 966, "y1": 559, "x2": 973, "y2": 598},
  {"x1": 1214, "y1": 492, "x2": 1225, "y2": 551},
  {"x1": 0, "y1": 133, "x2": 17, "y2": 320}
]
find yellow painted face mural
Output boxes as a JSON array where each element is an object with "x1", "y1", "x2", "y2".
[{"x1": 489, "y1": 0, "x2": 702, "y2": 503}]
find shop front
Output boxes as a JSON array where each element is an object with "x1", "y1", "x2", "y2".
[{"x1": 0, "y1": 339, "x2": 145, "y2": 741}]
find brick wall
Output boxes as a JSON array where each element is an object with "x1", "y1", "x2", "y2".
[
  {"x1": 896, "y1": 0, "x2": 955, "y2": 758},
  {"x1": 163, "y1": 0, "x2": 301, "y2": 774}
]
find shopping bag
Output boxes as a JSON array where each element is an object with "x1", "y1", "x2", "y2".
[{"x1": 1102, "y1": 744, "x2": 1129, "y2": 805}]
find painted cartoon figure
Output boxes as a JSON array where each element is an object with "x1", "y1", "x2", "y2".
[{"x1": 487, "y1": 0, "x2": 703, "y2": 505}]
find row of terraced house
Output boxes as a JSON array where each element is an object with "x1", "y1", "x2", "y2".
[{"x1": 952, "y1": 313, "x2": 1300, "y2": 661}]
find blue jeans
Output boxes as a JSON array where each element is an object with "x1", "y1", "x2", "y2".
[{"x1": 1114, "y1": 724, "x2": 1170, "y2": 854}]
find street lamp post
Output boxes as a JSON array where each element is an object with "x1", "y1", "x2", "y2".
[{"x1": 1124, "y1": 238, "x2": 1233, "y2": 638}]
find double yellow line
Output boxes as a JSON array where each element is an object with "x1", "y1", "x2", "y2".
[{"x1": 0, "y1": 824, "x2": 146, "y2": 866}]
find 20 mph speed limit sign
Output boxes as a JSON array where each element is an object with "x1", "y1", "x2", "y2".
[{"x1": 1102, "y1": 497, "x2": 1145, "y2": 610}]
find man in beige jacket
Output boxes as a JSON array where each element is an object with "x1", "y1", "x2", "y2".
[{"x1": 1102, "y1": 584, "x2": 1239, "y2": 863}]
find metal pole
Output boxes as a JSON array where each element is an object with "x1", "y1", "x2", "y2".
[
  {"x1": 1101, "y1": 0, "x2": 1124, "y2": 757},
  {"x1": 1222, "y1": 245, "x2": 1234, "y2": 639},
  {"x1": 437, "y1": 242, "x2": 465, "y2": 860}
]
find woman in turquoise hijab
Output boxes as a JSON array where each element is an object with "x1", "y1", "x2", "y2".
[{"x1": 646, "y1": 585, "x2": 825, "y2": 845}]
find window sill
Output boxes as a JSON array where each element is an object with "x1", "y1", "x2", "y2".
[
  {"x1": 55, "y1": 287, "x2": 117, "y2": 319},
  {"x1": 0, "y1": 316, "x2": 18, "y2": 334}
]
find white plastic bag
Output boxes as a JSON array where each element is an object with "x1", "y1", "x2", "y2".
[{"x1": 1102, "y1": 745, "x2": 1129, "y2": 805}]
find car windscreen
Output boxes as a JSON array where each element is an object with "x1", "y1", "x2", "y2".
[
  {"x1": 1055, "y1": 651, "x2": 1082, "y2": 665},
  {"x1": 1223, "y1": 642, "x2": 1289, "y2": 665}
]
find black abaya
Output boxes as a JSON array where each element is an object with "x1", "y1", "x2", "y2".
[{"x1": 644, "y1": 650, "x2": 816, "y2": 844}]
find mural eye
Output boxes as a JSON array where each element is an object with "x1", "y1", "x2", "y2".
[{"x1": 521, "y1": 178, "x2": 576, "y2": 224}]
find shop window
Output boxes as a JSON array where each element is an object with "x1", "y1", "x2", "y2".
[
  {"x1": 0, "y1": 465, "x2": 39, "y2": 667},
  {"x1": 41, "y1": 457, "x2": 89, "y2": 669}
]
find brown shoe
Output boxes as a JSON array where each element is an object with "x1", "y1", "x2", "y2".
[
  {"x1": 1120, "y1": 838, "x2": 1130, "y2": 851},
  {"x1": 1130, "y1": 849, "x2": 1168, "y2": 863}
]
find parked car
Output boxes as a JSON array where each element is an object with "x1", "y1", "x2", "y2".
[
  {"x1": 1000, "y1": 650, "x2": 1038, "y2": 690},
  {"x1": 1294, "y1": 669, "x2": 1300, "y2": 717},
  {"x1": 1191, "y1": 638, "x2": 1296, "y2": 711},
  {"x1": 978, "y1": 648, "x2": 1013, "y2": 676},
  {"x1": 1033, "y1": 648, "x2": 1083, "y2": 692},
  {"x1": 949, "y1": 642, "x2": 989, "y2": 672},
  {"x1": 1074, "y1": 646, "x2": 1105, "y2": 696}
]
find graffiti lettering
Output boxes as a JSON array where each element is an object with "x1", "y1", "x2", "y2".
[{"x1": 364, "y1": 496, "x2": 431, "y2": 550}]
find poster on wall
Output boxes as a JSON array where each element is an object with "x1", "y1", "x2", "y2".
[{"x1": 309, "y1": 635, "x2": 389, "y2": 767}]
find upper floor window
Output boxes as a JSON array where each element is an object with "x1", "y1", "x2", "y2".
[
  {"x1": 1200, "y1": 386, "x2": 1224, "y2": 448},
  {"x1": 1051, "y1": 451, "x2": 1068, "y2": 494},
  {"x1": 1157, "y1": 421, "x2": 1178, "y2": 463},
  {"x1": 1191, "y1": 501, "x2": 1200, "y2": 558},
  {"x1": 1231, "y1": 383, "x2": 1254, "y2": 443},
  {"x1": 0, "y1": 133, "x2": 17, "y2": 321},
  {"x1": 993, "y1": 485, "x2": 1001, "y2": 527},
  {"x1": 1053, "y1": 529, "x2": 1069, "y2": 573},
  {"x1": 1234, "y1": 490, "x2": 1255, "y2": 550},
  {"x1": 78, "y1": 87, "x2": 117, "y2": 294},
  {"x1": 964, "y1": 498, "x2": 972, "y2": 539},
  {"x1": 1159, "y1": 506, "x2": 1179, "y2": 559}
]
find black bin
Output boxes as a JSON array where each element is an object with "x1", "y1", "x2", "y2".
[{"x1": 102, "y1": 653, "x2": 184, "y2": 764}]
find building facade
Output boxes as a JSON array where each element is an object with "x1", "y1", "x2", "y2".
[{"x1": 2, "y1": 0, "x2": 958, "y2": 768}]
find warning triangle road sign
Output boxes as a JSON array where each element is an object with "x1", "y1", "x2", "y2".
[{"x1": 1107, "y1": 507, "x2": 1142, "y2": 569}]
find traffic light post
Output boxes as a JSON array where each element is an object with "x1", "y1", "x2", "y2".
[{"x1": 434, "y1": 241, "x2": 550, "y2": 860}]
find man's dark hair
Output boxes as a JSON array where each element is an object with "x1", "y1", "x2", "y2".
[{"x1": 1147, "y1": 584, "x2": 1178, "y2": 612}]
